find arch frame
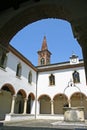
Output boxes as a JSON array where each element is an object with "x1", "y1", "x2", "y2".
[{"x1": 1, "y1": 83, "x2": 15, "y2": 95}]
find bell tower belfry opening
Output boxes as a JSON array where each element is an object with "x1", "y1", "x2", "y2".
[{"x1": 37, "y1": 36, "x2": 52, "y2": 66}]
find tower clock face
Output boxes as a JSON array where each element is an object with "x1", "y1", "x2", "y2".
[{"x1": 71, "y1": 58, "x2": 77, "y2": 63}]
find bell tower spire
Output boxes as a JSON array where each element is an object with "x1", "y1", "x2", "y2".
[
  {"x1": 37, "y1": 36, "x2": 52, "y2": 66},
  {"x1": 41, "y1": 36, "x2": 48, "y2": 50}
]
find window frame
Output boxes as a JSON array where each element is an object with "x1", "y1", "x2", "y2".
[
  {"x1": 49, "y1": 73, "x2": 55, "y2": 86},
  {"x1": 16, "y1": 63, "x2": 22, "y2": 78},
  {"x1": 28, "y1": 71, "x2": 32, "y2": 84},
  {"x1": 72, "y1": 70, "x2": 80, "y2": 84}
]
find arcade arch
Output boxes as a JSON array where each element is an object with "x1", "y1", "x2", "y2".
[
  {"x1": 15, "y1": 89, "x2": 27, "y2": 114},
  {"x1": 53, "y1": 93, "x2": 68, "y2": 114},
  {"x1": 1, "y1": 83, "x2": 15, "y2": 95},
  {"x1": 38, "y1": 94, "x2": 51, "y2": 114},
  {"x1": 70, "y1": 92, "x2": 87, "y2": 118},
  {"x1": 0, "y1": 0, "x2": 87, "y2": 79},
  {"x1": 0, "y1": 83, "x2": 15, "y2": 120}
]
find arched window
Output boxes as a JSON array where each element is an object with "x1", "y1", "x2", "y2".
[
  {"x1": 0, "y1": 51, "x2": 7, "y2": 69},
  {"x1": 28, "y1": 71, "x2": 32, "y2": 84},
  {"x1": 16, "y1": 63, "x2": 22, "y2": 77},
  {"x1": 40, "y1": 58, "x2": 45, "y2": 65},
  {"x1": 49, "y1": 74, "x2": 55, "y2": 86},
  {"x1": 47, "y1": 59, "x2": 50, "y2": 64},
  {"x1": 72, "y1": 70, "x2": 80, "y2": 83}
]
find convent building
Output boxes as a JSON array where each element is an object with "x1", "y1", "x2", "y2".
[{"x1": 0, "y1": 36, "x2": 87, "y2": 122}]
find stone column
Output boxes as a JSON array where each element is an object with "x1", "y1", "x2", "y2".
[
  {"x1": 68, "y1": 100, "x2": 71, "y2": 108},
  {"x1": 51, "y1": 100, "x2": 54, "y2": 115},
  {"x1": 23, "y1": 98, "x2": 28, "y2": 114},
  {"x1": 10, "y1": 95, "x2": 16, "y2": 114}
]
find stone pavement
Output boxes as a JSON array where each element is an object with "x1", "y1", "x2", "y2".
[{"x1": 0, "y1": 119, "x2": 87, "y2": 130}]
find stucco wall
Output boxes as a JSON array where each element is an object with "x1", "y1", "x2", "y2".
[
  {"x1": 37, "y1": 67, "x2": 87, "y2": 100},
  {"x1": 0, "y1": 52, "x2": 37, "y2": 97}
]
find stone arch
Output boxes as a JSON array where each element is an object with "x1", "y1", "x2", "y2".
[
  {"x1": 0, "y1": 83, "x2": 15, "y2": 120},
  {"x1": 0, "y1": 1, "x2": 87, "y2": 84},
  {"x1": 28, "y1": 92, "x2": 35, "y2": 100},
  {"x1": 70, "y1": 92, "x2": 86, "y2": 107},
  {"x1": 17, "y1": 89, "x2": 27, "y2": 98},
  {"x1": 53, "y1": 93, "x2": 68, "y2": 114},
  {"x1": 0, "y1": 2, "x2": 72, "y2": 45},
  {"x1": 38, "y1": 94, "x2": 51, "y2": 101},
  {"x1": 1, "y1": 83, "x2": 15, "y2": 95},
  {"x1": 53, "y1": 93, "x2": 68, "y2": 100},
  {"x1": 38, "y1": 94, "x2": 51, "y2": 114},
  {"x1": 70, "y1": 92, "x2": 87, "y2": 118}
]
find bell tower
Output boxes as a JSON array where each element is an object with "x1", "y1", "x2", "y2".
[{"x1": 37, "y1": 36, "x2": 52, "y2": 66}]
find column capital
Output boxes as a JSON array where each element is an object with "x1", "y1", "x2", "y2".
[
  {"x1": 24, "y1": 98, "x2": 28, "y2": 101},
  {"x1": 50, "y1": 100, "x2": 54, "y2": 103},
  {"x1": 12, "y1": 95, "x2": 17, "y2": 99}
]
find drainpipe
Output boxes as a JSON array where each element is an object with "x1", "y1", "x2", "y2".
[{"x1": 35, "y1": 71, "x2": 38, "y2": 119}]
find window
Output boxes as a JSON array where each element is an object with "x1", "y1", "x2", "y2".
[
  {"x1": 16, "y1": 63, "x2": 22, "y2": 77},
  {"x1": 47, "y1": 59, "x2": 50, "y2": 64},
  {"x1": 72, "y1": 70, "x2": 80, "y2": 83},
  {"x1": 40, "y1": 58, "x2": 45, "y2": 65},
  {"x1": 28, "y1": 71, "x2": 32, "y2": 84},
  {"x1": 0, "y1": 51, "x2": 7, "y2": 69},
  {"x1": 49, "y1": 74, "x2": 55, "y2": 86}
]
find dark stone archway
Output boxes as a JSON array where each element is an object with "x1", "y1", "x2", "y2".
[{"x1": 0, "y1": 0, "x2": 87, "y2": 79}]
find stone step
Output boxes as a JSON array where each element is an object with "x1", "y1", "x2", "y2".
[
  {"x1": 0, "y1": 126, "x2": 87, "y2": 130},
  {"x1": 0, "y1": 126, "x2": 74, "y2": 130},
  {"x1": 0, "y1": 120, "x2": 87, "y2": 130}
]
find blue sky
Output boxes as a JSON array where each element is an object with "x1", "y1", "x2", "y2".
[{"x1": 10, "y1": 18, "x2": 83, "y2": 66}]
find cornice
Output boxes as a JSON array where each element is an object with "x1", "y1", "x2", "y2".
[
  {"x1": 37, "y1": 62, "x2": 84, "y2": 72},
  {"x1": 8, "y1": 45, "x2": 84, "y2": 73}
]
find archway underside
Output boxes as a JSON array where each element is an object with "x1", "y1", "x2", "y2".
[{"x1": 0, "y1": 0, "x2": 87, "y2": 79}]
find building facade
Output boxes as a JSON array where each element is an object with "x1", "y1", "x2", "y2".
[{"x1": 0, "y1": 36, "x2": 87, "y2": 121}]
